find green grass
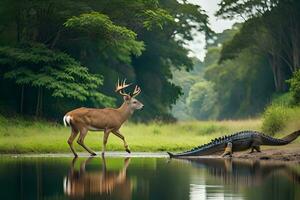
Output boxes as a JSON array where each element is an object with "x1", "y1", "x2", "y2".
[
  {"x1": 0, "y1": 112, "x2": 299, "y2": 154},
  {"x1": 0, "y1": 115, "x2": 262, "y2": 153}
]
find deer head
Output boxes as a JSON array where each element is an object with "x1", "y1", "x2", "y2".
[{"x1": 115, "y1": 79, "x2": 144, "y2": 111}]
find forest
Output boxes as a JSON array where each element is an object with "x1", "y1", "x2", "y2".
[
  {"x1": 1, "y1": 2, "x2": 300, "y2": 200},
  {"x1": 0, "y1": 0, "x2": 300, "y2": 125},
  {"x1": 173, "y1": 0, "x2": 300, "y2": 122},
  {"x1": 0, "y1": 0, "x2": 212, "y2": 121}
]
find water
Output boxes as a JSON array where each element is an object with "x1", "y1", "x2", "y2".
[{"x1": 0, "y1": 155, "x2": 299, "y2": 200}]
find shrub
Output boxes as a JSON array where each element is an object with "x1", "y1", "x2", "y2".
[
  {"x1": 262, "y1": 105, "x2": 288, "y2": 135},
  {"x1": 287, "y1": 70, "x2": 300, "y2": 104},
  {"x1": 271, "y1": 92, "x2": 294, "y2": 106}
]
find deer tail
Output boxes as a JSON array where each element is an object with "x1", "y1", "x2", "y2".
[{"x1": 63, "y1": 115, "x2": 72, "y2": 127}]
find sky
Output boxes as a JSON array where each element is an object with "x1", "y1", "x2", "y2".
[{"x1": 185, "y1": 0, "x2": 239, "y2": 60}]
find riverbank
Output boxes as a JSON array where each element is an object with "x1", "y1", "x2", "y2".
[
  {"x1": 3, "y1": 145, "x2": 300, "y2": 163},
  {"x1": 234, "y1": 144, "x2": 300, "y2": 162},
  {"x1": 0, "y1": 115, "x2": 262, "y2": 153},
  {"x1": 0, "y1": 115, "x2": 299, "y2": 154}
]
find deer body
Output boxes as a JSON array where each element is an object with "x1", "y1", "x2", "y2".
[{"x1": 63, "y1": 79, "x2": 143, "y2": 157}]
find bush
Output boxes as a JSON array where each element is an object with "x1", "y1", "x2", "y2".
[
  {"x1": 262, "y1": 103, "x2": 300, "y2": 135},
  {"x1": 271, "y1": 92, "x2": 294, "y2": 106},
  {"x1": 287, "y1": 70, "x2": 300, "y2": 104},
  {"x1": 262, "y1": 105, "x2": 288, "y2": 135}
]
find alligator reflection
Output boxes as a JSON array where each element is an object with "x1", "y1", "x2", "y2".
[
  {"x1": 64, "y1": 156, "x2": 132, "y2": 199},
  {"x1": 182, "y1": 158, "x2": 300, "y2": 186}
]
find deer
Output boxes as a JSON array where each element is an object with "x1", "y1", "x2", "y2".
[{"x1": 63, "y1": 79, "x2": 144, "y2": 157}]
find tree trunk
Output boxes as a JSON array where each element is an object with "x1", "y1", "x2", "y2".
[
  {"x1": 35, "y1": 87, "x2": 43, "y2": 117},
  {"x1": 20, "y1": 85, "x2": 24, "y2": 114},
  {"x1": 291, "y1": 26, "x2": 299, "y2": 71},
  {"x1": 35, "y1": 88, "x2": 40, "y2": 117},
  {"x1": 15, "y1": 3, "x2": 23, "y2": 43},
  {"x1": 268, "y1": 53, "x2": 286, "y2": 92},
  {"x1": 271, "y1": 59, "x2": 279, "y2": 91},
  {"x1": 50, "y1": 29, "x2": 61, "y2": 49},
  {"x1": 40, "y1": 88, "x2": 43, "y2": 117}
]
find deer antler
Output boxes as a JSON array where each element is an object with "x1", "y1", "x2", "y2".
[
  {"x1": 115, "y1": 79, "x2": 131, "y2": 97},
  {"x1": 131, "y1": 85, "x2": 141, "y2": 97}
]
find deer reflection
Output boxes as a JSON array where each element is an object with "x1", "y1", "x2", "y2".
[{"x1": 63, "y1": 156, "x2": 132, "y2": 199}]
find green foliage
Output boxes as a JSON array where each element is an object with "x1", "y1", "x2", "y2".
[
  {"x1": 186, "y1": 81, "x2": 217, "y2": 120},
  {"x1": 262, "y1": 103, "x2": 300, "y2": 136},
  {"x1": 270, "y1": 92, "x2": 294, "y2": 107},
  {"x1": 217, "y1": 0, "x2": 278, "y2": 19},
  {"x1": 205, "y1": 48, "x2": 274, "y2": 119},
  {"x1": 262, "y1": 105, "x2": 288, "y2": 135},
  {"x1": 217, "y1": 0, "x2": 300, "y2": 92},
  {"x1": 171, "y1": 59, "x2": 206, "y2": 120},
  {"x1": 0, "y1": 43, "x2": 115, "y2": 106},
  {"x1": 141, "y1": 8, "x2": 174, "y2": 30},
  {"x1": 64, "y1": 12, "x2": 144, "y2": 63},
  {"x1": 0, "y1": 0, "x2": 212, "y2": 120},
  {"x1": 287, "y1": 70, "x2": 300, "y2": 104}
]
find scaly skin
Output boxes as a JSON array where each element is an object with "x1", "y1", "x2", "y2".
[{"x1": 167, "y1": 130, "x2": 300, "y2": 158}]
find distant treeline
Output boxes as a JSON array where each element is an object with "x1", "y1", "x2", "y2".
[
  {"x1": 0, "y1": 0, "x2": 212, "y2": 121},
  {"x1": 173, "y1": 0, "x2": 300, "y2": 120}
]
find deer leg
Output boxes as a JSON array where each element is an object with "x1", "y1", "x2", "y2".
[
  {"x1": 80, "y1": 157, "x2": 94, "y2": 173},
  {"x1": 102, "y1": 129, "x2": 111, "y2": 156},
  {"x1": 112, "y1": 130, "x2": 131, "y2": 153},
  {"x1": 67, "y1": 128, "x2": 79, "y2": 157},
  {"x1": 77, "y1": 128, "x2": 96, "y2": 156}
]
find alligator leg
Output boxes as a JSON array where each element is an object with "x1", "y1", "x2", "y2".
[
  {"x1": 250, "y1": 145, "x2": 261, "y2": 153},
  {"x1": 222, "y1": 142, "x2": 232, "y2": 157},
  {"x1": 254, "y1": 146, "x2": 261, "y2": 152}
]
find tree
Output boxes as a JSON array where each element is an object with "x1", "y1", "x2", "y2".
[
  {"x1": 0, "y1": 43, "x2": 114, "y2": 117},
  {"x1": 186, "y1": 81, "x2": 217, "y2": 120},
  {"x1": 205, "y1": 47, "x2": 274, "y2": 119},
  {"x1": 217, "y1": 0, "x2": 300, "y2": 92}
]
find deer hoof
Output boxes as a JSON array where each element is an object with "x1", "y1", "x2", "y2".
[
  {"x1": 91, "y1": 152, "x2": 97, "y2": 156},
  {"x1": 126, "y1": 149, "x2": 131, "y2": 153}
]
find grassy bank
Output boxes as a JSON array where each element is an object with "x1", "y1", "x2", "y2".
[
  {"x1": 0, "y1": 113, "x2": 299, "y2": 154},
  {"x1": 0, "y1": 115, "x2": 262, "y2": 153}
]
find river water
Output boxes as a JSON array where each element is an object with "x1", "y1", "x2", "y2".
[{"x1": 0, "y1": 155, "x2": 299, "y2": 200}]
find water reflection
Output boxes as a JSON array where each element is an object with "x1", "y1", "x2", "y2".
[
  {"x1": 176, "y1": 158, "x2": 300, "y2": 200},
  {"x1": 0, "y1": 156, "x2": 299, "y2": 200},
  {"x1": 184, "y1": 158, "x2": 300, "y2": 185},
  {"x1": 64, "y1": 156, "x2": 132, "y2": 199}
]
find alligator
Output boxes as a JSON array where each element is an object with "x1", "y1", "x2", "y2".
[{"x1": 167, "y1": 130, "x2": 300, "y2": 158}]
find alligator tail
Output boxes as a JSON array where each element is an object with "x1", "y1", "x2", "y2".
[
  {"x1": 261, "y1": 130, "x2": 300, "y2": 145},
  {"x1": 167, "y1": 152, "x2": 174, "y2": 158}
]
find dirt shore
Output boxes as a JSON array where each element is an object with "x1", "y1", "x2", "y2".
[{"x1": 233, "y1": 144, "x2": 300, "y2": 162}]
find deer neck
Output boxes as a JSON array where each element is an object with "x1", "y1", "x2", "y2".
[{"x1": 117, "y1": 102, "x2": 133, "y2": 122}]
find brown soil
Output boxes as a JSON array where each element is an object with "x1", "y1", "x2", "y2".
[{"x1": 233, "y1": 144, "x2": 300, "y2": 162}]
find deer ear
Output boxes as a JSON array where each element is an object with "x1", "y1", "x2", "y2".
[{"x1": 123, "y1": 96, "x2": 131, "y2": 101}]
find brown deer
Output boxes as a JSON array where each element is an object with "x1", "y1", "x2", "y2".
[{"x1": 63, "y1": 79, "x2": 144, "y2": 157}]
